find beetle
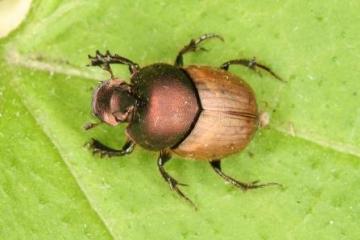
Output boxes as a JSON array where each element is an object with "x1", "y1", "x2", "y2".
[{"x1": 85, "y1": 34, "x2": 283, "y2": 208}]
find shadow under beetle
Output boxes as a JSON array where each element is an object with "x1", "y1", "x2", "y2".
[{"x1": 85, "y1": 33, "x2": 283, "y2": 209}]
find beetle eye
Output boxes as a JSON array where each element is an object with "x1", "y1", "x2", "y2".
[
  {"x1": 113, "y1": 111, "x2": 126, "y2": 122},
  {"x1": 112, "y1": 106, "x2": 134, "y2": 123}
]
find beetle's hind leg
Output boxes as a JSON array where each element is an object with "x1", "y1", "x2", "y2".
[
  {"x1": 220, "y1": 57, "x2": 284, "y2": 82},
  {"x1": 86, "y1": 138, "x2": 135, "y2": 158},
  {"x1": 174, "y1": 33, "x2": 224, "y2": 67},
  {"x1": 158, "y1": 150, "x2": 197, "y2": 209},
  {"x1": 88, "y1": 50, "x2": 140, "y2": 77},
  {"x1": 210, "y1": 159, "x2": 281, "y2": 191}
]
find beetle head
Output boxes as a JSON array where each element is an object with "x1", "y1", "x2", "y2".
[{"x1": 92, "y1": 79, "x2": 135, "y2": 126}]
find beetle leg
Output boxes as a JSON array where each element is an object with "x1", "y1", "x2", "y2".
[
  {"x1": 86, "y1": 138, "x2": 135, "y2": 158},
  {"x1": 88, "y1": 50, "x2": 140, "y2": 77},
  {"x1": 174, "y1": 33, "x2": 224, "y2": 67},
  {"x1": 210, "y1": 159, "x2": 282, "y2": 191},
  {"x1": 220, "y1": 57, "x2": 285, "y2": 82},
  {"x1": 157, "y1": 150, "x2": 197, "y2": 209}
]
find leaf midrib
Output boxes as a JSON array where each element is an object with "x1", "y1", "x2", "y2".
[{"x1": 6, "y1": 49, "x2": 360, "y2": 160}]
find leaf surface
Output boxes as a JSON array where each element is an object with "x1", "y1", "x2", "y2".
[{"x1": 1, "y1": 1, "x2": 359, "y2": 239}]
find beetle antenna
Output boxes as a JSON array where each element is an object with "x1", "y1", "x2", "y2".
[{"x1": 84, "y1": 121, "x2": 102, "y2": 130}]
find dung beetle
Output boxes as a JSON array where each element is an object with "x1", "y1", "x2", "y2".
[{"x1": 85, "y1": 34, "x2": 283, "y2": 208}]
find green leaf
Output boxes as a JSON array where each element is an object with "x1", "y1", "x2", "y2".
[{"x1": 1, "y1": 1, "x2": 359, "y2": 239}]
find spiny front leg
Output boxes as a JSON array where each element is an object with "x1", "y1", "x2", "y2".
[
  {"x1": 174, "y1": 33, "x2": 224, "y2": 67},
  {"x1": 210, "y1": 159, "x2": 282, "y2": 191},
  {"x1": 88, "y1": 50, "x2": 140, "y2": 77},
  {"x1": 87, "y1": 138, "x2": 135, "y2": 158},
  {"x1": 157, "y1": 150, "x2": 197, "y2": 209}
]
